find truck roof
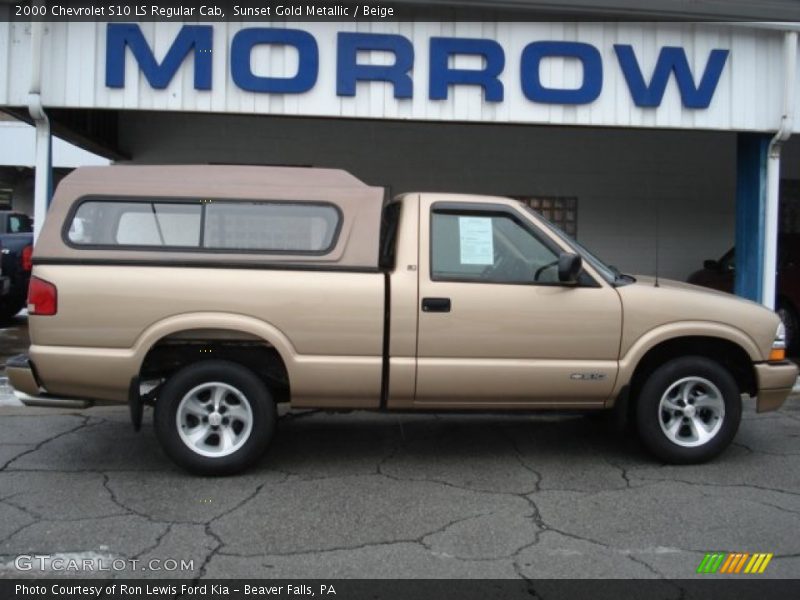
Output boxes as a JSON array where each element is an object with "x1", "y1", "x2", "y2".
[{"x1": 61, "y1": 164, "x2": 374, "y2": 192}]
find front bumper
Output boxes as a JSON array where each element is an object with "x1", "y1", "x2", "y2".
[
  {"x1": 6, "y1": 354, "x2": 92, "y2": 409},
  {"x1": 754, "y1": 361, "x2": 798, "y2": 412}
]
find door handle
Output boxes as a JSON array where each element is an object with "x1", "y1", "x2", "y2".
[{"x1": 421, "y1": 297, "x2": 451, "y2": 313}]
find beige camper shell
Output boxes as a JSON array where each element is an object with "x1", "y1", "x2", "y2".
[{"x1": 35, "y1": 165, "x2": 386, "y2": 268}]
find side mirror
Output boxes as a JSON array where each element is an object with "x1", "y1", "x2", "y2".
[
  {"x1": 558, "y1": 252, "x2": 582, "y2": 283},
  {"x1": 703, "y1": 259, "x2": 720, "y2": 271}
]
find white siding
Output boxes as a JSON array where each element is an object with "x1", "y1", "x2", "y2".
[
  {"x1": 0, "y1": 21, "x2": 795, "y2": 132},
  {"x1": 0, "y1": 122, "x2": 110, "y2": 168}
]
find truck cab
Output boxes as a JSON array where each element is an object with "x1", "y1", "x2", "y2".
[{"x1": 386, "y1": 193, "x2": 623, "y2": 410}]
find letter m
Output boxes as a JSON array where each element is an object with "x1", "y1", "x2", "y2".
[
  {"x1": 106, "y1": 24, "x2": 212, "y2": 90},
  {"x1": 614, "y1": 45, "x2": 728, "y2": 109}
]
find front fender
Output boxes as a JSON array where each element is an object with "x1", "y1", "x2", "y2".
[{"x1": 612, "y1": 321, "x2": 762, "y2": 399}]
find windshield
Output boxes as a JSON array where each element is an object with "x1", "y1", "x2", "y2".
[{"x1": 521, "y1": 205, "x2": 623, "y2": 284}]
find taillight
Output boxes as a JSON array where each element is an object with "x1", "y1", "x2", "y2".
[
  {"x1": 28, "y1": 276, "x2": 57, "y2": 316},
  {"x1": 21, "y1": 245, "x2": 33, "y2": 271}
]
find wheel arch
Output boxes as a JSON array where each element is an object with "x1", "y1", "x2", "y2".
[
  {"x1": 623, "y1": 335, "x2": 756, "y2": 418},
  {"x1": 133, "y1": 313, "x2": 297, "y2": 400}
]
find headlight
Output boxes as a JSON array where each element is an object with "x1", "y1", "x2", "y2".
[{"x1": 770, "y1": 322, "x2": 787, "y2": 361}]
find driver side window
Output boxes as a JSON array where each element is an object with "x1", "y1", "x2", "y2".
[{"x1": 431, "y1": 211, "x2": 560, "y2": 284}]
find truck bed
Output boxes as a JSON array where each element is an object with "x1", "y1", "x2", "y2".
[{"x1": 29, "y1": 264, "x2": 386, "y2": 406}]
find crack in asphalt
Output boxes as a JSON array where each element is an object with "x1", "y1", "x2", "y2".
[
  {"x1": 195, "y1": 481, "x2": 269, "y2": 580},
  {"x1": 601, "y1": 456, "x2": 639, "y2": 489},
  {"x1": 378, "y1": 459, "x2": 509, "y2": 495},
  {"x1": 630, "y1": 475, "x2": 800, "y2": 499},
  {"x1": 0, "y1": 495, "x2": 129, "y2": 523},
  {"x1": 736, "y1": 496, "x2": 800, "y2": 517},
  {"x1": 521, "y1": 525, "x2": 675, "y2": 581},
  {"x1": 211, "y1": 512, "x2": 495, "y2": 563},
  {"x1": 496, "y1": 425, "x2": 543, "y2": 494},
  {"x1": 731, "y1": 441, "x2": 755, "y2": 455},
  {"x1": 196, "y1": 523, "x2": 225, "y2": 580},
  {"x1": 131, "y1": 522, "x2": 174, "y2": 563},
  {"x1": 101, "y1": 473, "x2": 177, "y2": 527},
  {"x1": 376, "y1": 436, "x2": 539, "y2": 497},
  {"x1": 731, "y1": 434, "x2": 800, "y2": 457},
  {"x1": 0, "y1": 513, "x2": 165, "y2": 555},
  {"x1": 0, "y1": 415, "x2": 92, "y2": 471},
  {"x1": 0, "y1": 508, "x2": 38, "y2": 548}
]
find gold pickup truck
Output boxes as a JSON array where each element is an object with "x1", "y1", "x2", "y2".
[{"x1": 7, "y1": 165, "x2": 797, "y2": 474}]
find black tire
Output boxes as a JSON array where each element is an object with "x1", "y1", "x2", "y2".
[
  {"x1": 154, "y1": 360, "x2": 276, "y2": 475},
  {"x1": 635, "y1": 356, "x2": 741, "y2": 464},
  {"x1": 776, "y1": 301, "x2": 799, "y2": 355}
]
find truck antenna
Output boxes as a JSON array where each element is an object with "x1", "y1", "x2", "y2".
[{"x1": 654, "y1": 187, "x2": 661, "y2": 288}]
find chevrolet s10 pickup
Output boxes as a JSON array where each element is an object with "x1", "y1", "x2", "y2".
[{"x1": 7, "y1": 165, "x2": 797, "y2": 474}]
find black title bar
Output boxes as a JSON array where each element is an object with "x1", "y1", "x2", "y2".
[{"x1": 4, "y1": 0, "x2": 800, "y2": 22}]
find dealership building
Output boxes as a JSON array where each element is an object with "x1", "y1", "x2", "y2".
[{"x1": 2, "y1": 1, "x2": 800, "y2": 308}]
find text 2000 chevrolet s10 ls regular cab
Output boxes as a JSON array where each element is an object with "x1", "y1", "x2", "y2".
[{"x1": 7, "y1": 165, "x2": 796, "y2": 474}]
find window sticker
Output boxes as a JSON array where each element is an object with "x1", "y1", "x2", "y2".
[{"x1": 458, "y1": 216, "x2": 494, "y2": 265}]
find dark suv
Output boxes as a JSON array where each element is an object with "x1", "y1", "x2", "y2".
[
  {"x1": 688, "y1": 234, "x2": 800, "y2": 352},
  {"x1": 0, "y1": 211, "x2": 33, "y2": 324}
]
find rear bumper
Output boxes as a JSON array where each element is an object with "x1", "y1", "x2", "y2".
[
  {"x1": 754, "y1": 361, "x2": 798, "y2": 412},
  {"x1": 5, "y1": 354, "x2": 93, "y2": 409}
]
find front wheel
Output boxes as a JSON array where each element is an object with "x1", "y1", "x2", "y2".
[
  {"x1": 154, "y1": 360, "x2": 276, "y2": 475},
  {"x1": 636, "y1": 357, "x2": 741, "y2": 464}
]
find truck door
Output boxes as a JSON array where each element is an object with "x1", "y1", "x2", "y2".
[{"x1": 414, "y1": 197, "x2": 623, "y2": 409}]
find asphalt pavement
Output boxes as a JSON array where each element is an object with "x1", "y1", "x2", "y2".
[{"x1": 0, "y1": 317, "x2": 799, "y2": 580}]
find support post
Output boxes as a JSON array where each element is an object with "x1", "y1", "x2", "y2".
[
  {"x1": 30, "y1": 109, "x2": 52, "y2": 244},
  {"x1": 734, "y1": 133, "x2": 770, "y2": 303},
  {"x1": 761, "y1": 30, "x2": 798, "y2": 310},
  {"x1": 27, "y1": 18, "x2": 52, "y2": 244}
]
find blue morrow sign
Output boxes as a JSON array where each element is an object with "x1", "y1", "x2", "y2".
[{"x1": 105, "y1": 23, "x2": 729, "y2": 109}]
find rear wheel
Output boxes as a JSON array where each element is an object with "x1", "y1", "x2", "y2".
[
  {"x1": 154, "y1": 360, "x2": 276, "y2": 475},
  {"x1": 636, "y1": 356, "x2": 741, "y2": 464}
]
